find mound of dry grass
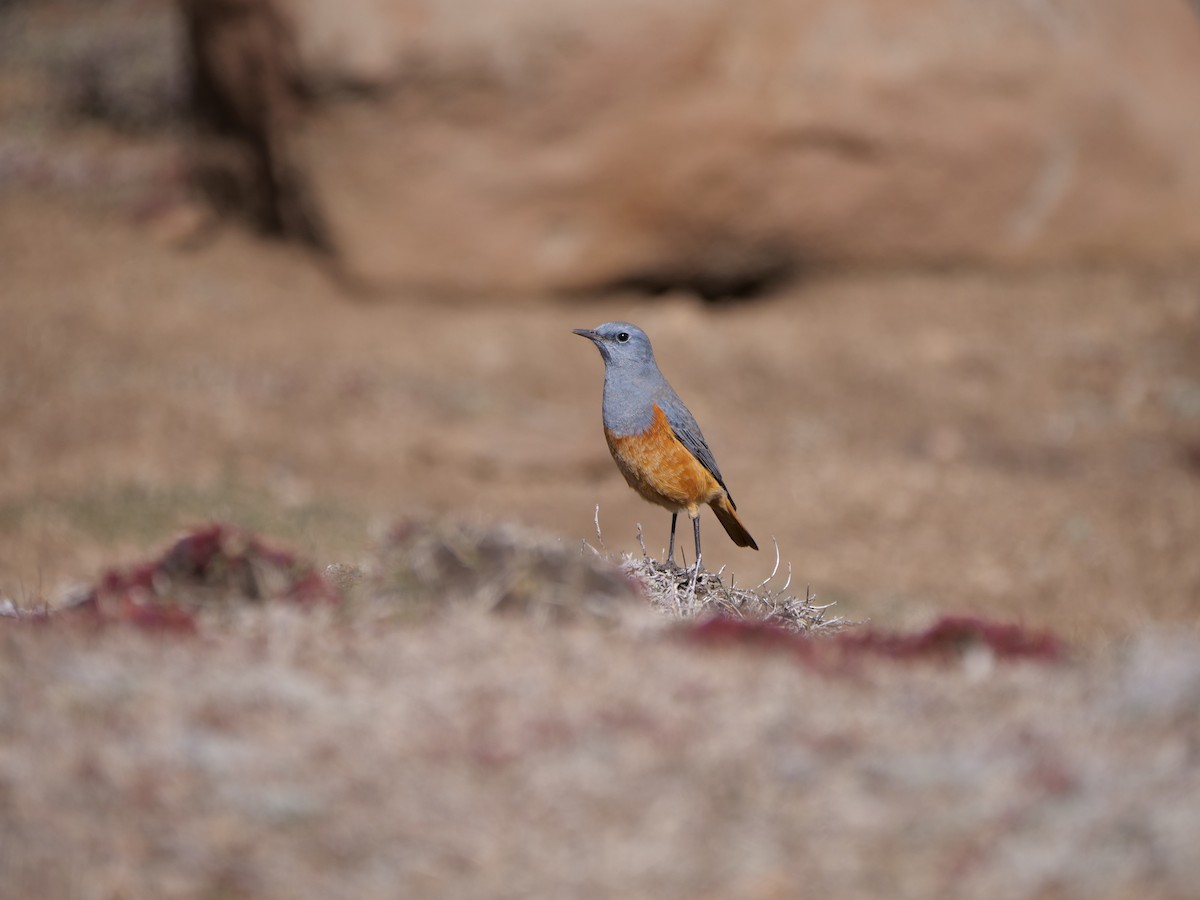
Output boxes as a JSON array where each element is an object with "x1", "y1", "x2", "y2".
[
  {"x1": 345, "y1": 519, "x2": 651, "y2": 627},
  {"x1": 619, "y1": 548, "x2": 840, "y2": 634},
  {"x1": 13, "y1": 522, "x2": 1071, "y2": 671}
]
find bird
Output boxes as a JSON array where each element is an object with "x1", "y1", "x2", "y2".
[{"x1": 573, "y1": 321, "x2": 758, "y2": 569}]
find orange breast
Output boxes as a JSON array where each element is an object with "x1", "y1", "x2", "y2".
[{"x1": 605, "y1": 404, "x2": 724, "y2": 515}]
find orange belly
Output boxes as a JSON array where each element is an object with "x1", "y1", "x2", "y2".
[{"x1": 605, "y1": 404, "x2": 724, "y2": 515}]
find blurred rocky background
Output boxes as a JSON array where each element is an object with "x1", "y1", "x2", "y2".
[{"x1": 185, "y1": 0, "x2": 1200, "y2": 293}]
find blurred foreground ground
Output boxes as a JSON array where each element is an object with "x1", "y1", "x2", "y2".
[{"x1": 3, "y1": 603, "x2": 1199, "y2": 900}]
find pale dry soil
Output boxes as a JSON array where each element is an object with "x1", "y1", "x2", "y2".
[{"x1": 3, "y1": 607, "x2": 1200, "y2": 900}]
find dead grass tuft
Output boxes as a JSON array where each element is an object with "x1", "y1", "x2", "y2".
[
  {"x1": 619, "y1": 549, "x2": 842, "y2": 633},
  {"x1": 584, "y1": 510, "x2": 843, "y2": 634}
]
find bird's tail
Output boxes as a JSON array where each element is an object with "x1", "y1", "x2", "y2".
[{"x1": 710, "y1": 494, "x2": 759, "y2": 550}]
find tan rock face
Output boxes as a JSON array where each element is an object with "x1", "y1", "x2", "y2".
[{"x1": 186, "y1": 0, "x2": 1200, "y2": 295}]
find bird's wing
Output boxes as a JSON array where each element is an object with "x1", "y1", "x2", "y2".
[{"x1": 656, "y1": 396, "x2": 737, "y2": 508}]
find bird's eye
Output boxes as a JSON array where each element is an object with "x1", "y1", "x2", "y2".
[{"x1": 616, "y1": 332, "x2": 630, "y2": 343}]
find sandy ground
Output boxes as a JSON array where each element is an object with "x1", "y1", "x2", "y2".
[{"x1": 3, "y1": 188, "x2": 1199, "y2": 645}]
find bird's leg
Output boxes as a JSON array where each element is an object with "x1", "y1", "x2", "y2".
[
  {"x1": 692, "y1": 515, "x2": 702, "y2": 572},
  {"x1": 667, "y1": 512, "x2": 678, "y2": 567}
]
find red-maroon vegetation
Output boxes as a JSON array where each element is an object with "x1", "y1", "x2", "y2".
[
  {"x1": 690, "y1": 614, "x2": 1065, "y2": 665},
  {"x1": 68, "y1": 524, "x2": 340, "y2": 630}
]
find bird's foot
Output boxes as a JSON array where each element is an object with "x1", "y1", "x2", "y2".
[{"x1": 660, "y1": 555, "x2": 702, "y2": 579}]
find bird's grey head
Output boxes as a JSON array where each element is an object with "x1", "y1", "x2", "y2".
[{"x1": 572, "y1": 322, "x2": 657, "y2": 369}]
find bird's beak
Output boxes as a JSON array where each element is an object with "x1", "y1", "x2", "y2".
[{"x1": 572, "y1": 328, "x2": 601, "y2": 342}]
